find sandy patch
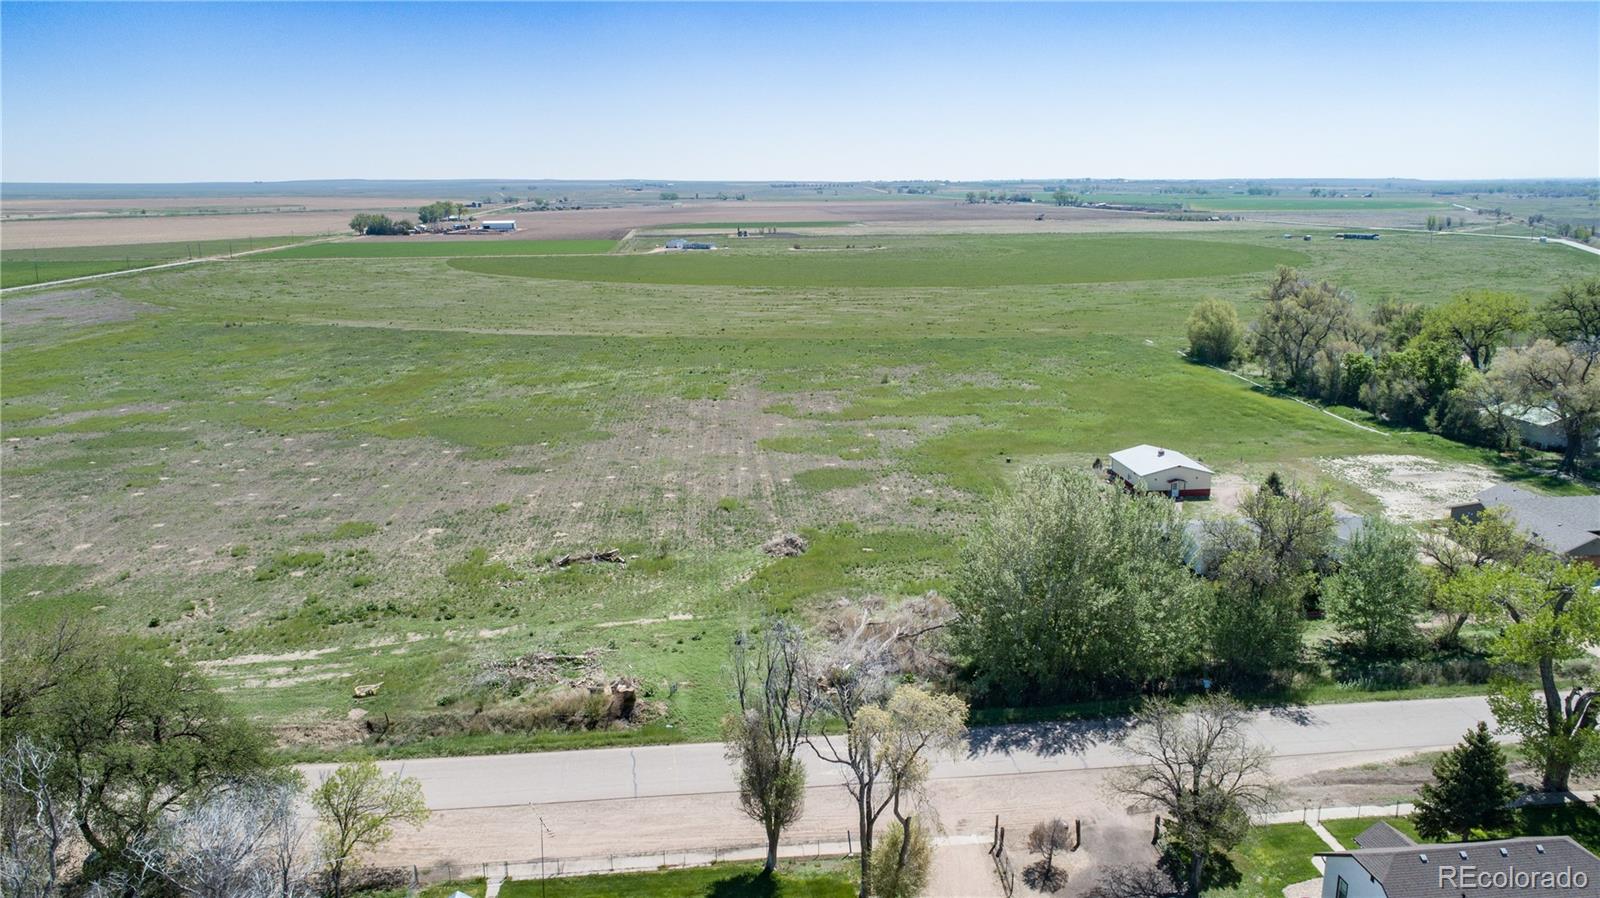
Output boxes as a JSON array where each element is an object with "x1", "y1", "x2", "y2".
[
  {"x1": 1317, "y1": 454, "x2": 1498, "y2": 522},
  {"x1": 196, "y1": 647, "x2": 341, "y2": 669},
  {"x1": 0, "y1": 288, "x2": 161, "y2": 328}
]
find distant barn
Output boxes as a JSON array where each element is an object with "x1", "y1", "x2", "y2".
[
  {"x1": 665, "y1": 238, "x2": 714, "y2": 250},
  {"x1": 481, "y1": 220, "x2": 517, "y2": 232},
  {"x1": 1334, "y1": 232, "x2": 1380, "y2": 240}
]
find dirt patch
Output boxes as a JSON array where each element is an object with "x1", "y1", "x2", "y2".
[
  {"x1": 0, "y1": 288, "x2": 160, "y2": 328},
  {"x1": 1317, "y1": 454, "x2": 1499, "y2": 522}
]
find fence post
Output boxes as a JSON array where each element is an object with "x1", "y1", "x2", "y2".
[
  {"x1": 847, "y1": 830, "x2": 853, "y2": 856},
  {"x1": 1075, "y1": 818, "x2": 1081, "y2": 851}
]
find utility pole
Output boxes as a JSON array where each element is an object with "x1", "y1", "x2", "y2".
[{"x1": 535, "y1": 812, "x2": 554, "y2": 898}]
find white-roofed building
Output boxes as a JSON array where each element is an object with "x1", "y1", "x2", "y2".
[{"x1": 1105, "y1": 444, "x2": 1213, "y2": 501}]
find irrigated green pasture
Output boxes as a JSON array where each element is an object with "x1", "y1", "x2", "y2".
[
  {"x1": 2, "y1": 227, "x2": 1594, "y2": 758},
  {"x1": 1, "y1": 236, "x2": 305, "y2": 288},
  {"x1": 262, "y1": 238, "x2": 618, "y2": 259},
  {"x1": 452, "y1": 234, "x2": 1305, "y2": 287}
]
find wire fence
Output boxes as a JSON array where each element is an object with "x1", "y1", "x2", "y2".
[{"x1": 404, "y1": 833, "x2": 860, "y2": 886}]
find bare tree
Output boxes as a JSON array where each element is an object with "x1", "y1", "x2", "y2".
[
  {"x1": 0, "y1": 738, "x2": 70, "y2": 898},
  {"x1": 1026, "y1": 818, "x2": 1071, "y2": 890},
  {"x1": 1112, "y1": 695, "x2": 1276, "y2": 897},
  {"x1": 127, "y1": 776, "x2": 312, "y2": 898},
  {"x1": 725, "y1": 618, "x2": 812, "y2": 874}
]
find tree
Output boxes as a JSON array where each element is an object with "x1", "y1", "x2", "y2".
[
  {"x1": 950, "y1": 467, "x2": 1205, "y2": 701},
  {"x1": 1542, "y1": 278, "x2": 1600, "y2": 359},
  {"x1": 310, "y1": 761, "x2": 429, "y2": 898},
  {"x1": 1247, "y1": 267, "x2": 1355, "y2": 393},
  {"x1": 1026, "y1": 818, "x2": 1072, "y2": 889},
  {"x1": 417, "y1": 201, "x2": 463, "y2": 224},
  {"x1": 724, "y1": 618, "x2": 812, "y2": 874},
  {"x1": 1458, "y1": 555, "x2": 1600, "y2": 792},
  {"x1": 128, "y1": 774, "x2": 311, "y2": 898},
  {"x1": 1112, "y1": 695, "x2": 1275, "y2": 897},
  {"x1": 1488, "y1": 339, "x2": 1599, "y2": 472},
  {"x1": 1412, "y1": 723, "x2": 1518, "y2": 842},
  {"x1": 1420, "y1": 291, "x2": 1531, "y2": 371},
  {"x1": 0, "y1": 738, "x2": 69, "y2": 898},
  {"x1": 0, "y1": 627, "x2": 269, "y2": 879},
  {"x1": 1322, "y1": 516, "x2": 1426, "y2": 656},
  {"x1": 1186, "y1": 299, "x2": 1243, "y2": 366},
  {"x1": 1422, "y1": 507, "x2": 1532, "y2": 647},
  {"x1": 808, "y1": 665, "x2": 965, "y2": 898},
  {"x1": 1373, "y1": 337, "x2": 1468, "y2": 429}
]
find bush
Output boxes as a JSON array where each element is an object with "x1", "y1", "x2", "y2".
[
  {"x1": 869, "y1": 821, "x2": 932, "y2": 898},
  {"x1": 1186, "y1": 299, "x2": 1243, "y2": 365}
]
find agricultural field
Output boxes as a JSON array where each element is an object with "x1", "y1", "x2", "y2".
[
  {"x1": 1, "y1": 235, "x2": 307, "y2": 288},
  {"x1": 263, "y1": 239, "x2": 618, "y2": 259},
  {"x1": 2, "y1": 221, "x2": 1596, "y2": 759}
]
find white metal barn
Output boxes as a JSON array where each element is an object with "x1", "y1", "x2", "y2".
[
  {"x1": 481, "y1": 220, "x2": 517, "y2": 231},
  {"x1": 1106, "y1": 444, "x2": 1212, "y2": 500}
]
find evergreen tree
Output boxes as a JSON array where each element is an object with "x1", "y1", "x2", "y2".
[{"x1": 1413, "y1": 723, "x2": 1518, "y2": 842}]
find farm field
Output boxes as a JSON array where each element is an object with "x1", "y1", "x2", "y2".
[
  {"x1": 2, "y1": 223, "x2": 1596, "y2": 759},
  {"x1": 1, "y1": 235, "x2": 307, "y2": 288},
  {"x1": 263, "y1": 238, "x2": 618, "y2": 259}
]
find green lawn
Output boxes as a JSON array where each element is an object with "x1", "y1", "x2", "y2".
[
  {"x1": 366, "y1": 878, "x2": 488, "y2": 898},
  {"x1": 1, "y1": 236, "x2": 307, "y2": 287},
  {"x1": 262, "y1": 238, "x2": 617, "y2": 259},
  {"x1": 497, "y1": 861, "x2": 854, "y2": 898},
  {"x1": 1324, "y1": 805, "x2": 1600, "y2": 854},
  {"x1": 1204, "y1": 823, "x2": 1326, "y2": 898},
  {"x1": 451, "y1": 234, "x2": 1306, "y2": 288}
]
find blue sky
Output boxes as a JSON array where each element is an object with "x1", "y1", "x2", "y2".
[{"x1": 3, "y1": 2, "x2": 1595, "y2": 182}]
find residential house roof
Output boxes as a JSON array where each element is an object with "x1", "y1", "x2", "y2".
[
  {"x1": 1353, "y1": 821, "x2": 1415, "y2": 850},
  {"x1": 1108, "y1": 444, "x2": 1213, "y2": 477},
  {"x1": 1321, "y1": 836, "x2": 1600, "y2": 898},
  {"x1": 1456, "y1": 484, "x2": 1600, "y2": 557}
]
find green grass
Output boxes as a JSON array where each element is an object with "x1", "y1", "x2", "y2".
[
  {"x1": 261, "y1": 239, "x2": 617, "y2": 259},
  {"x1": 365, "y1": 878, "x2": 488, "y2": 898},
  {"x1": 497, "y1": 861, "x2": 855, "y2": 898},
  {"x1": 1, "y1": 236, "x2": 307, "y2": 287},
  {"x1": 3, "y1": 225, "x2": 1593, "y2": 757},
  {"x1": 1203, "y1": 823, "x2": 1326, "y2": 898},
  {"x1": 1323, "y1": 805, "x2": 1600, "y2": 854},
  {"x1": 451, "y1": 234, "x2": 1306, "y2": 287}
]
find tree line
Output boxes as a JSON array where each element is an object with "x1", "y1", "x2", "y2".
[
  {"x1": 347, "y1": 214, "x2": 413, "y2": 236},
  {"x1": 1188, "y1": 270, "x2": 1600, "y2": 471}
]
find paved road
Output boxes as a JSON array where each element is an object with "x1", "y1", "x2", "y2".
[{"x1": 305, "y1": 695, "x2": 1493, "y2": 812}]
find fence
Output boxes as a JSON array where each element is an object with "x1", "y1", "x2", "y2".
[
  {"x1": 406, "y1": 833, "x2": 859, "y2": 887},
  {"x1": 989, "y1": 816, "x2": 1017, "y2": 898}
]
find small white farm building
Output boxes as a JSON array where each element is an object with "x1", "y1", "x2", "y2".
[
  {"x1": 481, "y1": 220, "x2": 517, "y2": 232},
  {"x1": 1105, "y1": 444, "x2": 1212, "y2": 500}
]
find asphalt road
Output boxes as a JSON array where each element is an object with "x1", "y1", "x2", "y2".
[{"x1": 304, "y1": 695, "x2": 1494, "y2": 812}]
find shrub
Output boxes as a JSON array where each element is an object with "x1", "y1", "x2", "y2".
[
  {"x1": 1186, "y1": 298, "x2": 1243, "y2": 365},
  {"x1": 869, "y1": 821, "x2": 932, "y2": 898}
]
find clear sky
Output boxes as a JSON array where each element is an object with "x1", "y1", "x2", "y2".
[{"x1": 3, "y1": 2, "x2": 1596, "y2": 182}]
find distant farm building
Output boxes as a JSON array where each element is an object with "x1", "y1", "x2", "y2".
[
  {"x1": 481, "y1": 220, "x2": 517, "y2": 232},
  {"x1": 1334, "y1": 232, "x2": 1380, "y2": 240},
  {"x1": 1503, "y1": 405, "x2": 1599, "y2": 454},
  {"x1": 1104, "y1": 444, "x2": 1212, "y2": 500},
  {"x1": 1449, "y1": 485, "x2": 1600, "y2": 566},
  {"x1": 665, "y1": 238, "x2": 715, "y2": 250}
]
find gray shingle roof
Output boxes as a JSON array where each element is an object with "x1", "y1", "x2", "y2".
[
  {"x1": 1354, "y1": 820, "x2": 1416, "y2": 849},
  {"x1": 1323, "y1": 836, "x2": 1600, "y2": 898},
  {"x1": 1462, "y1": 485, "x2": 1600, "y2": 557}
]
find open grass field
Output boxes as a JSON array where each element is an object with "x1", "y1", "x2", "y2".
[
  {"x1": 1204, "y1": 823, "x2": 1325, "y2": 898},
  {"x1": 3, "y1": 221, "x2": 1595, "y2": 757},
  {"x1": 263, "y1": 239, "x2": 618, "y2": 259},
  {"x1": 1323, "y1": 805, "x2": 1600, "y2": 854},
  {"x1": 1, "y1": 235, "x2": 307, "y2": 287}
]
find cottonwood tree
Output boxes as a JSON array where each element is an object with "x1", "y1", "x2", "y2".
[
  {"x1": 1413, "y1": 723, "x2": 1518, "y2": 842},
  {"x1": 1489, "y1": 339, "x2": 1599, "y2": 472},
  {"x1": 1542, "y1": 278, "x2": 1600, "y2": 360},
  {"x1": 1112, "y1": 695, "x2": 1276, "y2": 897},
  {"x1": 1247, "y1": 267, "x2": 1356, "y2": 393},
  {"x1": 1186, "y1": 299, "x2": 1243, "y2": 366},
  {"x1": 311, "y1": 761, "x2": 429, "y2": 898},
  {"x1": 951, "y1": 467, "x2": 1204, "y2": 701},
  {"x1": 0, "y1": 627, "x2": 269, "y2": 881},
  {"x1": 1421, "y1": 291, "x2": 1532, "y2": 371},
  {"x1": 724, "y1": 618, "x2": 812, "y2": 875},
  {"x1": 1322, "y1": 517, "x2": 1426, "y2": 656},
  {"x1": 1422, "y1": 508, "x2": 1532, "y2": 647},
  {"x1": 1458, "y1": 555, "x2": 1600, "y2": 792}
]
